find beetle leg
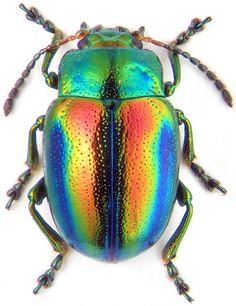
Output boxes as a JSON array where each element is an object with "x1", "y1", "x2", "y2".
[
  {"x1": 5, "y1": 115, "x2": 45, "y2": 209},
  {"x1": 33, "y1": 254, "x2": 64, "y2": 295},
  {"x1": 164, "y1": 16, "x2": 210, "y2": 96},
  {"x1": 28, "y1": 177, "x2": 68, "y2": 255},
  {"x1": 176, "y1": 109, "x2": 227, "y2": 194},
  {"x1": 28, "y1": 177, "x2": 68, "y2": 294},
  {"x1": 27, "y1": 115, "x2": 45, "y2": 170},
  {"x1": 155, "y1": 15, "x2": 211, "y2": 96},
  {"x1": 164, "y1": 52, "x2": 181, "y2": 97},
  {"x1": 42, "y1": 29, "x2": 63, "y2": 89},
  {"x1": 169, "y1": 17, "x2": 232, "y2": 106},
  {"x1": 19, "y1": 4, "x2": 63, "y2": 89},
  {"x1": 143, "y1": 36, "x2": 232, "y2": 106},
  {"x1": 162, "y1": 180, "x2": 193, "y2": 302},
  {"x1": 171, "y1": 17, "x2": 212, "y2": 47},
  {"x1": 5, "y1": 169, "x2": 31, "y2": 209}
]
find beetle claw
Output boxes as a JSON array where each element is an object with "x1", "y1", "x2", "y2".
[
  {"x1": 5, "y1": 169, "x2": 31, "y2": 209},
  {"x1": 166, "y1": 261, "x2": 194, "y2": 303},
  {"x1": 33, "y1": 276, "x2": 49, "y2": 294},
  {"x1": 33, "y1": 254, "x2": 63, "y2": 294},
  {"x1": 182, "y1": 291, "x2": 194, "y2": 303},
  {"x1": 207, "y1": 179, "x2": 227, "y2": 194},
  {"x1": 190, "y1": 162, "x2": 227, "y2": 194},
  {"x1": 5, "y1": 197, "x2": 15, "y2": 210},
  {"x1": 5, "y1": 185, "x2": 21, "y2": 209},
  {"x1": 33, "y1": 282, "x2": 44, "y2": 295}
]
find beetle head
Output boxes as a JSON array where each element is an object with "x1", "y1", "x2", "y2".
[{"x1": 77, "y1": 23, "x2": 145, "y2": 49}]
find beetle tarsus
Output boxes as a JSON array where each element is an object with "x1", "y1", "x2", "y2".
[
  {"x1": 5, "y1": 197, "x2": 15, "y2": 210},
  {"x1": 190, "y1": 162, "x2": 227, "y2": 194},
  {"x1": 166, "y1": 261, "x2": 194, "y2": 303},
  {"x1": 176, "y1": 110, "x2": 227, "y2": 194},
  {"x1": 33, "y1": 254, "x2": 63, "y2": 294},
  {"x1": 214, "y1": 184, "x2": 227, "y2": 194},
  {"x1": 5, "y1": 169, "x2": 31, "y2": 209},
  {"x1": 163, "y1": 183, "x2": 193, "y2": 302},
  {"x1": 19, "y1": 3, "x2": 56, "y2": 34},
  {"x1": 172, "y1": 16, "x2": 212, "y2": 47},
  {"x1": 19, "y1": 4, "x2": 37, "y2": 21}
]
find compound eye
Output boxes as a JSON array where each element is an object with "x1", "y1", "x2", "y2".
[
  {"x1": 132, "y1": 37, "x2": 143, "y2": 49},
  {"x1": 77, "y1": 37, "x2": 88, "y2": 49}
]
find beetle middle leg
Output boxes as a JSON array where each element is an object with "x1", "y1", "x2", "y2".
[
  {"x1": 28, "y1": 177, "x2": 68, "y2": 294},
  {"x1": 162, "y1": 180, "x2": 193, "y2": 302},
  {"x1": 5, "y1": 115, "x2": 45, "y2": 209},
  {"x1": 176, "y1": 109, "x2": 226, "y2": 194}
]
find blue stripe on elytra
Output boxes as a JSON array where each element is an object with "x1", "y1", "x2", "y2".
[
  {"x1": 158, "y1": 122, "x2": 176, "y2": 225},
  {"x1": 151, "y1": 121, "x2": 177, "y2": 240},
  {"x1": 47, "y1": 122, "x2": 75, "y2": 242}
]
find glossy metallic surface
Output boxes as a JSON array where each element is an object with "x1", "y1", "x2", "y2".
[
  {"x1": 43, "y1": 96, "x2": 180, "y2": 261},
  {"x1": 58, "y1": 48, "x2": 165, "y2": 99}
]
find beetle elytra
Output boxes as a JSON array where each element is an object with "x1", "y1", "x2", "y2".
[{"x1": 4, "y1": 3, "x2": 232, "y2": 301}]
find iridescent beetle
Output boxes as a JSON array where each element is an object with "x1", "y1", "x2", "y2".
[{"x1": 4, "y1": 4, "x2": 232, "y2": 301}]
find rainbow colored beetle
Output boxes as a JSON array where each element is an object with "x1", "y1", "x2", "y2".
[{"x1": 4, "y1": 4, "x2": 232, "y2": 302}]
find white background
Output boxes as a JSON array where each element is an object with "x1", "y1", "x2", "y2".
[{"x1": 0, "y1": 1, "x2": 235, "y2": 306}]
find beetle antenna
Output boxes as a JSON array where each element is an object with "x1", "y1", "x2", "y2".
[
  {"x1": 3, "y1": 46, "x2": 49, "y2": 116},
  {"x1": 3, "y1": 31, "x2": 87, "y2": 116},
  {"x1": 3, "y1": 4, "x2": 58, "y2": 116},
  {"x1": 174, "y1": 48, "x2": 232, "y2": 107},
  {"x1": 170, "y1": 16, "x2": 232, "y2": 106},
  {"x1": 142, "y1": 37, "x2": 233, "y2": 107}
]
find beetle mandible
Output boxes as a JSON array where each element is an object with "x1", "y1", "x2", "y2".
[{"x1": 4, "y1": 4, "x2": 233, "y2": 302}]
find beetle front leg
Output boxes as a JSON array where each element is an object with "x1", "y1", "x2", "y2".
[
  {"x1": 162, "y1": 181, "x2": 193, "y2": 302},
  {"x1": 42, "y1": 29, "x2": 63, "y2": 89},
  {"x1": 5, "y1": 115, "x2": 45, "y2": 209},
  {"x1": 165, "y1": 52, "x2": 181, "y2": 97},
  {"x1": 171, "y1": 17, "x2": 212, "y2": 47},
  {"x1": 176, "y1": 109, "x2": 226, "y2": 194},
  {"x1": 28, "y1": 177, "x2": 68, "y2": 294}
]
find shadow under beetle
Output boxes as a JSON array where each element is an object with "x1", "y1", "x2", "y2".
[{"x1": 4, "y1": 4, "x2": 232, "y2": 302}]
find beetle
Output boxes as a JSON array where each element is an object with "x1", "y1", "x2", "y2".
[{"x1": 4, "y1": 4, "x2": 232, "y2": 302}]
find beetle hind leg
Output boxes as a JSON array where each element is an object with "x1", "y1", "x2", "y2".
[
  {"x1": 28, "y1": 177, "x2": 68, "y2": 294},
  {"x1": 176, "y1": 109, "x2": 226, "y2": 194},
  {"x1": 162, "y1": 181, "x2": 194, "y2": 302}
]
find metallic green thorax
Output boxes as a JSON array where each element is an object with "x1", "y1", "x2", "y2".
[
  {"x1": 58, "y1": 31, "x2": 165, "y2": 99},
  {"x1": 59, "y1": 48, "x2": 164, "y2": 99}
]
